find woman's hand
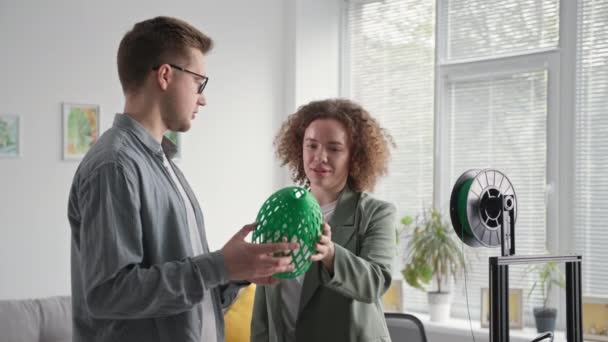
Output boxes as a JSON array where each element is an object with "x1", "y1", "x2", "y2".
[{"x1": 309, "y1": 222, "x2": 335, "y2": 274}]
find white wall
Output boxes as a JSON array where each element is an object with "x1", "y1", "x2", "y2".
[
  {"x1": 292, "y1": 0, "x2": 342, "y2": 106},
  {"x1": 0, "y1": 0, "x2": 306, "y2": 299}
]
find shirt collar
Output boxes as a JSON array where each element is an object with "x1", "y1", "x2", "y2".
[{"x1": 113, "y1": 113, "x2": 178, "y2": 159}]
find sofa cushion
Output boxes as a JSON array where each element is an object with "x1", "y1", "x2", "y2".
[
  {"x1": 37, "y1": 296, "x2": 71, "y2": 342},
  {"x1": 0, "y1": 298, "x2": 41, "y2": 342},
  {"x1": 0, "y1": 296, "x2": 71, "y2": 342},
  {"x1": 224, "y1": 284, "x2": 256, "y2": 342}
]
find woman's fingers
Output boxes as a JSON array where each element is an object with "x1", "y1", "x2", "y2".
[
  {"x1": 318, "y1": 234, "x2": 331, "y2": 245},
  {"x1": 309, "y1": 243, "x2": 329, "y2": 261}
]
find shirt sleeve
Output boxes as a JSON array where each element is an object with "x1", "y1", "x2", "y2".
[
  {"x1": 76, "y1": 162, "x2": 229, "y2": 319},
  {"x1": 217, "y1": 281, "x2": 250, "y2": 311}
]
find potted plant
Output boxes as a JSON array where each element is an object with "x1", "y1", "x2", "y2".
[
  {"x1": 399, "y1": 208, "x2": 466, "y2": 322},
  {"x1": 526, "y1": 262, "x2": 566, "y2": 333}
]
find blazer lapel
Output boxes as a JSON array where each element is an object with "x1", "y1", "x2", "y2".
[{"x1": 298, "y1": 185, "x2": 360, "y2": 315}]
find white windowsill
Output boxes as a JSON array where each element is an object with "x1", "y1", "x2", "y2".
[{"x1": 405, "y1": 312, "x2": 571, "y2": 342}]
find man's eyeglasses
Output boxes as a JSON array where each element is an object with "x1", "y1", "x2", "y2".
[{"x1": 152, "y1": 63, "x2": 209, "y2": 94}]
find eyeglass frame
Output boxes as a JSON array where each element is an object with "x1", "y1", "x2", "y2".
[{"x1": 152, "y1": 63, "x2": 209, "y2": 94}]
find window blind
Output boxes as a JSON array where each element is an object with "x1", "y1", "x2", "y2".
[
  {"x1": 445, "y1": 0, "x2": 559, "y2": 61},
  {"x1": 574, "y1": 0, "x2": 608, "y2": 299}
]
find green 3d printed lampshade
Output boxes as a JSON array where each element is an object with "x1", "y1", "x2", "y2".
[{"x1": 252, "y1": 186, "x2": 323, "y2": 279}]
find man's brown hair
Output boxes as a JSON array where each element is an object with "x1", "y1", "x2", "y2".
[{"x1": 117, "y1": 16, "x2": 213, "y2": 94}]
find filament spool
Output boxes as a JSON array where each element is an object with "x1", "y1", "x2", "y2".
[{"x1": 449, "y1": 169, "x2": 517, "y2": 248}]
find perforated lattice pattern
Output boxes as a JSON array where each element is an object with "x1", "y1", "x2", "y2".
[{"x1": 252, "y1": 187, "x2": 323, "y2": 278}]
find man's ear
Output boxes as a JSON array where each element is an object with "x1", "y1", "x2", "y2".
[{"x1": 155, "y1": 64, "x2": 172, "y2": 91}]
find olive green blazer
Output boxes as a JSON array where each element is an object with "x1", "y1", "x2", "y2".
[{"x1": 251, "y1": 185, "x2": 397, "y2": 342}]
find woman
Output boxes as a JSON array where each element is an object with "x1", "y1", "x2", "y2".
[{"x1": 251, "y1": 98, "x2": 397, "y2": 342}]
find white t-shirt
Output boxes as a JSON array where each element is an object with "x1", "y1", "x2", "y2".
[
  {"x1": 281, "y1": 199, "x2": 338, "y2": 341},
  {"x1": 162, "y1": 154, "x2": 218, "y2": 342}
]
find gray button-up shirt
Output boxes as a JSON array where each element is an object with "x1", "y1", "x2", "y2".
[{"x1": 68, "y1": 114, "x2": 241, "y2": 342}]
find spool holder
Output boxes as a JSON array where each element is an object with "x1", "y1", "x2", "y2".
[
  {"x1": 489, "y1": 190, "x2": 581, "y2": 342},
  {"x1": 486, "y1": 193, "x2": 516, "y2": 257}
]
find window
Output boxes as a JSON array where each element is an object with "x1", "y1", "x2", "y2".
[
  {"x1": 346, "y1": 0, "x2": 435, "y2": 216},
  {"x1": 444, "y1": 69, "x2": 550, "y2": 320},
  {"x1": 438, "y1": 0, "x2": 559, "y2": 322},
  {"x1": 444, "y1": 0, "x2": 559, "y2": 61},
  {"x1": 345, "y1": 0, "x2": 606, "y2": 326},
  {"x1": 345, "y1": 0, "x2": 435, "y2": 312}
]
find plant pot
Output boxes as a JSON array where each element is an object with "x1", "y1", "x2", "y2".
[
  {"x1": 428, "y1": 292, "x2": 451, "y2": 322},
  {"x1": 533, "y1": 307, "x2": 557, "y2": 333}
]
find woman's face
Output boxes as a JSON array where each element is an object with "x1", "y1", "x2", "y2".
[{"x1": 302, "y1": 118, "x2": 351, "y2": 193}]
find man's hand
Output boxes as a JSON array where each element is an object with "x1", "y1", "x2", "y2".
[
  {"x1": 309, "y1": 222, "x2": 335, "y2": 273},
  {"x1": 222, "y1": 223, "x2": 299, "y2": 281}
]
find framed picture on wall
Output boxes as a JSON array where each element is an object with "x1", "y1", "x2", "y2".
[
  {"x1": 481, "y1": 287, "x2": 524, "y2": 329},
  {"x1": 163, "y1": 130, "x2": 181, "y2": 160},
  {"x1": 62, "y1": 103, "x2": 100, "y2": 160},
  {"x1": 0, "y1": 114, "x2": 21, "y2": 158}
]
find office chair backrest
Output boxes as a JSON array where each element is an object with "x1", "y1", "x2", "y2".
[{"x1": 384, "y1": 312, "x2": 428, "y2": 342}]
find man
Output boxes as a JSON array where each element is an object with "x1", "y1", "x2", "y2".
[{"x1": 68, "y1": 16, "x2": 297, "y2": 342}]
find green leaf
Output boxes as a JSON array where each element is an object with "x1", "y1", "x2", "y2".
[
  {"x1": 419, "y1": 263, "x2": 434, "y2": 283},
  {"x1": 403, "y1": 267, "x2": 423, "y2": 291},
  {"x1": 401, "y1": 216, "x2": 413, "y2": 226}
]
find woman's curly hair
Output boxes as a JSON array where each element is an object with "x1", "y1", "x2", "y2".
[{"x1": 275, "y1": 98, "x2": 395, "y2": 193}]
